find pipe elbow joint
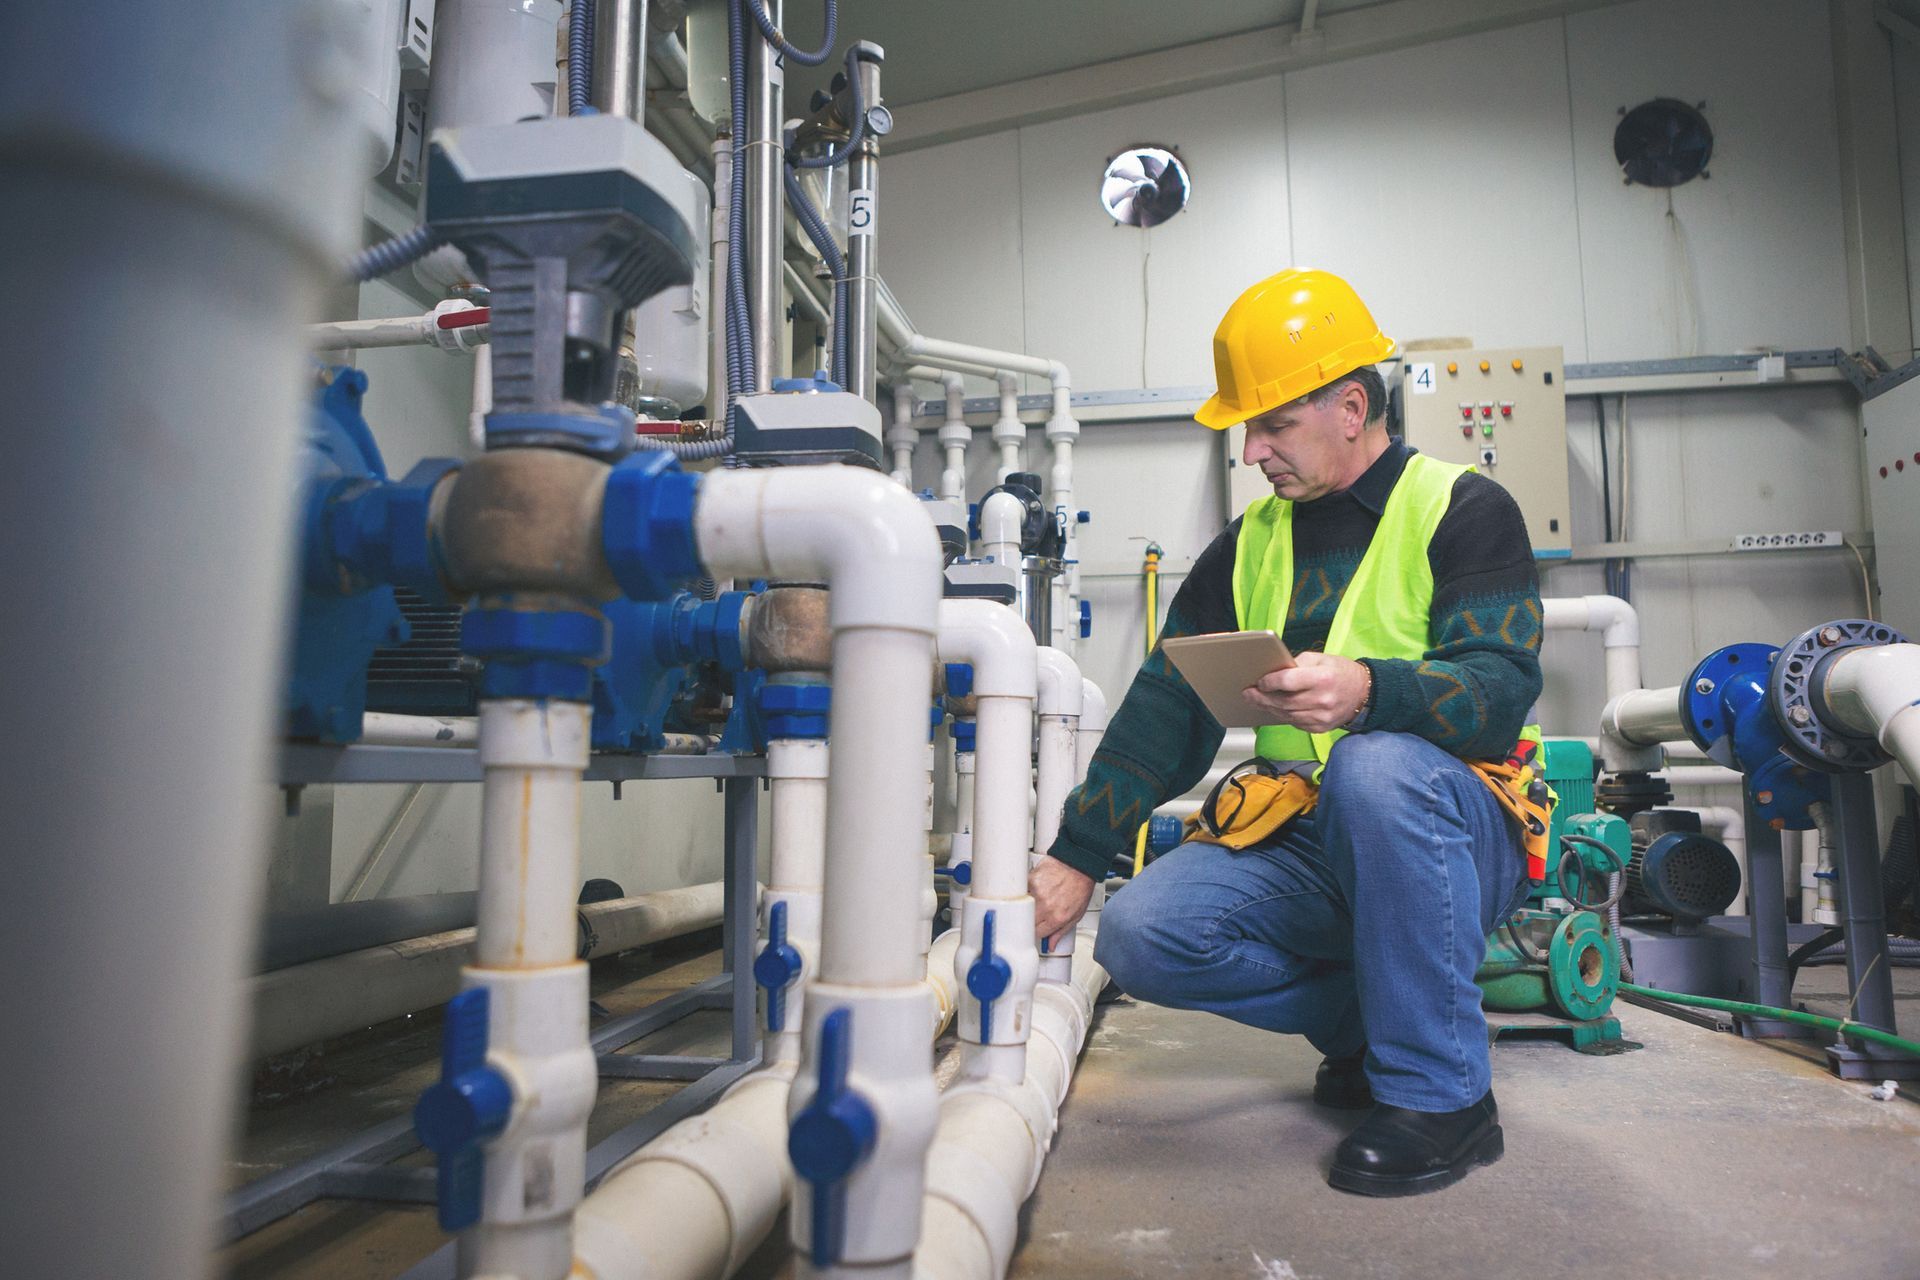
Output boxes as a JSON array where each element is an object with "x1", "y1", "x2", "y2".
[
  {"x1": 938, "y1": 599, "x2": 1038, "y2": 699},
  {"x1": 1077, "y1": 679, "x2": 1108, "y2": 734},
  {"x1": 1036, "y1": 647, "x2": 1084, "y2": 717},
  {"x1": 695, "y1": 466, "x2": 944, "y2": 633},
  {"x1": 1585, "y1": 593, "x2": 1640, "y2": 649}
]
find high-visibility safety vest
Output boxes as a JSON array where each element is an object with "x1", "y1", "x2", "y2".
[{"x1": 1230, "y1": 452, "x2": 1543, "y2": 775}]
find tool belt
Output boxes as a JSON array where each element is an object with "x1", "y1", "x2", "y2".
[{"x1": 1184, "y1": 741, "x2": 1553, "y2": 880}]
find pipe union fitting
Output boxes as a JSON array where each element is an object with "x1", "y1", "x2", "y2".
[
  {"x1": 746, "y1": 586, "x2": 834, "y2": 672},
  {"x1": 438, "y1": 449, "x2": 621, "y2": 600}
]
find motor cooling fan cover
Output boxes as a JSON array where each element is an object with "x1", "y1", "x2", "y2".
[
  {"x1": 1614, "y1": 98, "x2": 1712, "y2": 188},
  {"x1": 1100, "y1": 146, "x2": 1190, "y2": 227}
]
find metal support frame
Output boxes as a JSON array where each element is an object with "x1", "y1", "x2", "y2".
[
  {"x1": 1824, "y1": 771, "x2": 1919, "y2": 1077},
  {"x1": 223, "y1": 766, "x2": 764, "y2": 1248}
]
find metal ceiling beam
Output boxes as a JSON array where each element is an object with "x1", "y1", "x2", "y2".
[{"x1": 886, "y1": 0, "x2": 1636, "y2": 153}]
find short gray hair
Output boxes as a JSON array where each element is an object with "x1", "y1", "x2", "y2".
[{"x1": 1306, "y1": 365, "x2": 1386, "y2": 425}]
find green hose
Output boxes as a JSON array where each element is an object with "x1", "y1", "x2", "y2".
[{"x1": 1619, "y1": 982, "x2": 1920, "y2": 1057}]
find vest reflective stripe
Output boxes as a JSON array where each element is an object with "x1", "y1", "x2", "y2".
[{"x1": 1231, "y1": 453, "x2": 1541, "y2": 772}]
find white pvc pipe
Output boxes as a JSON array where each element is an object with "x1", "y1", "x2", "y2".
[
  {"x1": 1034, "y1": 648, "x2": 1084, "y2": 983},
  {"x1": 938, "y1": 373, "x2": 970, "y2": 501},
  {"x1": 1821, "y1": 642, "x2": 1920, "y2": 784},
  {"x1": 1809, "y1": 801, "x2": 1840, "y2": 925},
  {"x1": 913, "y1": 921, "x2": 1107, "y2": 1280},
  {"x1": 309, "y1": 300, "x2": 489, "y2": 351},
  {"x1": 1666, "y1": 765, "x2": 1743, "y2": 788},
  {"x1": 1541, "y1": 594, "x2": 1642, "y2": 702},
  {"x1": 570, "y1": 934, "x2": 968, "y2": 1280},
  {"x1": 992, "y1": 372, "x2": 1023, "y2": 482},
  {"x1": 466, "y1": 700, "x2": 599, "y2": 1280},
  {"x1": 938, "y1": 600, "x2": 1041, "y2": 1085},
  {"x1": 888, "y1": 382, "x2": 919, "y2": 487},
  {"x1": 249, "y1": 883, "x2": 725, "y2": 1059},
  {"x1": 1076, "y1": 679, "x2": 1109, "y2": 780},
  {"x1": 763, "y1": 736, "x2": 829, "y2": 1066},
  {"x1": 358, "y1": 711, "x2": 479, "y2": 747},
  {"x1": 691, "y1": 464, "x2": 944, "y2": 1275},
  {"x1": 469, "y1": 343, "x2": 493, "y2": 453},
  {"x1": 979, "y1": 489, "x2": 1023, "y2": 570}
]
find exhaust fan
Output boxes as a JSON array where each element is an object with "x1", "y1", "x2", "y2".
[
  {"x1": 1100, "y1": 146, "x2": 1190, "y2": 227},
  {"x1": 1614, "y1": 98, "x2": 1712, "y2": 188}
]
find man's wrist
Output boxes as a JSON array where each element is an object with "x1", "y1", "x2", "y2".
[
  {"x1": 1345, "y1": 659, "x2": 1374, "y2": 729},
  {"x1": 1045, "y1": 844, "x2": 1108, "y2": 883}
]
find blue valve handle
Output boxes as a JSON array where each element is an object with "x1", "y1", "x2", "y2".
[
  {"x1": 753, "y1": 900, "x2": 804, "y2": 1033},
  {"x1": 948, "y1": 860, "x2": 971, "y2": 887},
  {"x1": 788, "y1": 1007, "x2": 878, "y2": 1269},
  {"x1": 413, "y1": 988, "x2": 513, "y2": 1231},
  {"x1": 965, "y1": 908, "x2": 1013, "y2": 1042}
]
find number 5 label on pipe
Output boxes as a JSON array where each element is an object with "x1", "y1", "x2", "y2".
[{"x1": 850, "y1": 190, "x2": 875, "y2": 236}]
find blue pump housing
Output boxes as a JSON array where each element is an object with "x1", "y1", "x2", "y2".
[
  {"x1": 286, "y1": 369, "x2": 408, "y2": 741},
  {"x1": 593, "y1": 591, "x2": 752, "y2": 751}
]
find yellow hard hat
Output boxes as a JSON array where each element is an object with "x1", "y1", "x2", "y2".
[{"x1": 1195, "y1": 268, "x2": 1397, "y2": 431}]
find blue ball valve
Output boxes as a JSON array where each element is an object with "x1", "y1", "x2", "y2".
[
  {"x1": 753, "y1": 900, "x2": 804, "y2": 1033},
  {"x1": 965, "y1": 908, "x2": 1013, "y2": 1042},
  {"x1": 413, "y1": 988, "x2": 513, "y2": 1232},
  {"x1": 787, "y1": 1007, "x2": 878, "y2": 1268}
]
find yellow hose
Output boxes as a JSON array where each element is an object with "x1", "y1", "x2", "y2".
[
  {"x1": 1133, "y1": 821, "x2": 1149, "y2": 878},
  {"x1": 1143, "y1": 543, "x2": 1163, "y2": 659}
]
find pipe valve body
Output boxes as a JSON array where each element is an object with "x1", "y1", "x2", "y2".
[{"x1": 425, "y1": 114, "x2": 701, "y2": 455}]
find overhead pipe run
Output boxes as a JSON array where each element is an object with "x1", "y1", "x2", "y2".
[
  {"x1": 938, "y1": 372, "x2": 971, "y2": 500},
  {"x1": 1541, "y1": 594, "x2": 1642, "y2": 702}
]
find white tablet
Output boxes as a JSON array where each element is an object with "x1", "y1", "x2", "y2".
[{"x1": 1160, "y1": 631, "x2": 1297, "y2": 728}]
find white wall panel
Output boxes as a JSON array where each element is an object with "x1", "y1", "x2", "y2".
[
  {"x1": 1285, "y1": 19, "x2": 1591, "y2": 357},
  {"x1": 1565, "y1": 0, "x2": 1850, "y2": 360},
  {"x1": 1015, "y1": 76, "x2": 1291, "y2": 393},
  {"x1": 1895, "y1": 37, "x2": 1920, "y2": 347},
  {"x1": 883, "y1": 130, "x2": 1028, "y2": 394}
]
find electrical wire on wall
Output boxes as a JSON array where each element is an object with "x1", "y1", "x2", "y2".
[{"x1": 1595, "y1": 395, "x2": 1631, "y2": 603}]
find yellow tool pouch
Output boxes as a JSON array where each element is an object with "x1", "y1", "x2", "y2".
[
  {"x1": 1184, "y1": 758, "x2": 1320, "y2": 850},
  {"x1": 1468, "y1": 759, "x2": 1554, "y2": 882}
]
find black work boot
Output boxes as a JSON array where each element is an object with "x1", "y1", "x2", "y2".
[
  {"x1": 1312, "y1": 1049, "x2": 1373, "y2": 1109},
  {"x1": 1327, "y1": 1090, "x2": 1503, "y2": 1197}
]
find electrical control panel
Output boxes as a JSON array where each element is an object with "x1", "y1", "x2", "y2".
[{"x1": 1398, "y1": 345, "x2": 1571, "y2": 557}]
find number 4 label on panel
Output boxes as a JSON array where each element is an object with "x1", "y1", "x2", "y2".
[
  {"x1": 849, "y1": 189, "x2": 875, "y2": 237},
  {"x1": 1408, "y1": 362, "x2": 1436, "y2": 394}
]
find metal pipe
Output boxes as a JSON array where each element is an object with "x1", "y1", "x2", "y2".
[
  {"x1": 710, "y1": 134, "x2": 734, "y2": 415},
  {"x1": 591, "y1": 0, "x2": 648, "y2": 123},
  {"x1": 746, "y1": 0, "x2": 782, "y2": 391},
  {"x1": 259, "y1": 892, "x2": 479, "y2": 972},
  {"x1": 845, "y1": 46, "x2": 883, "y2": 403},
  {"x1": 1599, "y1": 684, "x2": 1686, "y2": 772},
  {"x1": 248, "y1": 883, "x2": 724, "y2": 1059}
]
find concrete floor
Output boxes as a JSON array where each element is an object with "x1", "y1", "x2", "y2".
[{"x1": 224, "y1": 942, "x2": 1920, "y2": 1280}]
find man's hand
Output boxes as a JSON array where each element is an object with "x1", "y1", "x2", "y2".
[
  {"x1": 1243, "y1": 651, "x2": 1369, "y2": 733},
  {"x1": 1030, "y1": 855, "x2": 1096, "y2": 950}
]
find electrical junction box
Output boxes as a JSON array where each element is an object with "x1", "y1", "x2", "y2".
[{"x1": 1398, "y1": 345, "x2": 1572, "y2": 559}]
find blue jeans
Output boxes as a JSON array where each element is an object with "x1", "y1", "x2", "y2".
[{"x1": 1095, "y1": 732, "x2": 1530, "y2": 1112}]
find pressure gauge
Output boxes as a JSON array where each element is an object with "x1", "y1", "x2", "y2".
[{"x1": 865, "y1": 104, "x2": 894, "y2": 137}]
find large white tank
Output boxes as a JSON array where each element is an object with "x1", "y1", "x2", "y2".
[{"x1": 620, "y1": 165, "x2": 713, "y2": 417}]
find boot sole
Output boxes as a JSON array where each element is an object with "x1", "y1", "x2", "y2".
[{"x1": 1326, "y1": 1125, "x2": 1504, "y2": 1197}]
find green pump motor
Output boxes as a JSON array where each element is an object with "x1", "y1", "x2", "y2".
[{"x1": 1477, "y1": 811, "x2": 1632, "y2": 1021}]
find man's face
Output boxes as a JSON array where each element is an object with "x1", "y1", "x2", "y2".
[{"x1": 1240, "y1": 385, "x2": 1365, "y2": 501}]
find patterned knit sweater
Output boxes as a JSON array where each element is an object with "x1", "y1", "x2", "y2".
[{"x1": 1046, "y1": 438, "x2": 1544, "y2": 882}]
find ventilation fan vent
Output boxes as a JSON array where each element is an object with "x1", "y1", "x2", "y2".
[
  {"x1": 1100, "y1": 146, "x2": 1190, "y2": 227},
  {"x1": 1614, "y1": 98, "x2": 1712, "y2": 188}
]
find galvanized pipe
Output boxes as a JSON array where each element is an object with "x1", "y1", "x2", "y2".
[
  {"x1": 845, "y1": 45, "x2": 883, "y2": 403},
  {"x1": 592, "y1": 0, "x2": 648, "y2": 123},
  {"x1": 745, "y1": 0, "x2": 782, "y2": 391}
]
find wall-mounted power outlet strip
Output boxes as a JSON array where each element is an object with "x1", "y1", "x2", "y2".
[{"x1": 1730, "y1": 530, "x2": 1845, "y2": 552}]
